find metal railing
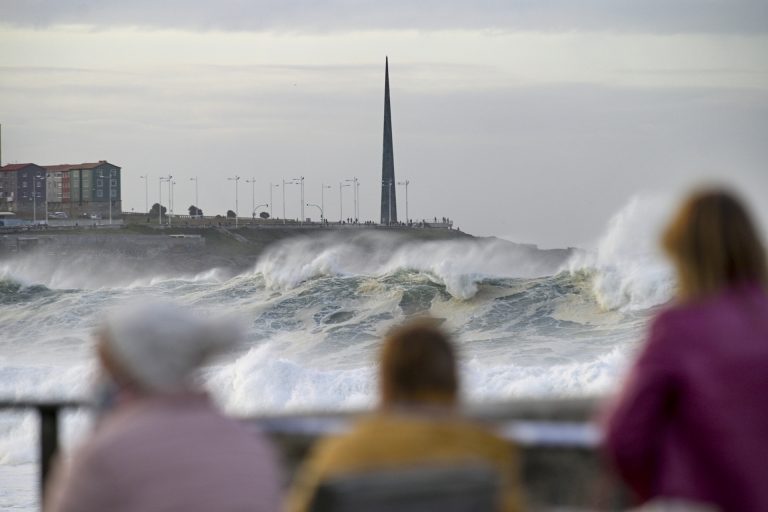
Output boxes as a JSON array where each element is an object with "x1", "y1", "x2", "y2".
[
  {"x1": 0, "y1": 397, "x2": 627, "y2": 509},
  {"x1": 0, "y1": 400, "x2": 85, "y2": 498}
]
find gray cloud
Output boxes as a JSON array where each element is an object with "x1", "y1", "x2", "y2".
[{"x1": 1, "y1": 0, "x2": 767, "y2": 34}]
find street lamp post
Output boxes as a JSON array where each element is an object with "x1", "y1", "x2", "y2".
[
  {"x1": 320, "y1": 184, "x2": 332, "y2": 222},
  {"x1": 41, "y1": 175, "x2": 48, "y2": 224},
  {"x1": 397, "y1": 179, "x2": 410, "y2": 224},
  {"x1": 32, "y1": 173, "x2": 45, "y2": 224},
  {"x1": 246, "y1": 177, "x2": 257, "y2": 219},
  {"x1": 159, "y1": 175, "x2": 172, "y2": 225},
  {"x1": 283, "y1": 179, "x2": 300, "y2": 223},
  {"x1": 339, "y1": 182, "x2": 350, "y2": 223},
  {"x1": 158, "y1": 177, "x2": 163, "y2": 225},
  {"x1": 345, "y1": 177, "x2": 359, "y2": 222},
  {"x1": 269, "y1": 183, "x2": 279, "y2": 219},
  {"x1": 227, "y1": 176, "x2": 240, "y2": 228},
  {"x1": 140, "y1": 174, "x2": 149, "y2": 214},
  {"x1": 282, "y1": 179, "x2": 289, "y2": 223},
  {"x1": 169, "y1": 180, "x2": 176, "y2": 227},
  {"x1": 189, "y1": 177, "x2": 198, "y2": 214},
  {"x1": 253, "y1": 203, "x2": 268, "y2": 218},
  {"x1": 292, "y1": 176, "x2": 304, "y2": 223},
  {"x1": 306, "y1": 202, "x2": 323, "y2": 222}
]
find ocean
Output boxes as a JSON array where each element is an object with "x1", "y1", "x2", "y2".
[{"x1": 0, "y1": 195, "x2": 675, "y2": 510}]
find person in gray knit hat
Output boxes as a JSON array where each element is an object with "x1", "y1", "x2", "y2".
[{"x1": 46, "y1": 300, "x2": 281, "y2": 512}]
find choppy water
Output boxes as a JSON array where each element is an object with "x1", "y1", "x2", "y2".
[{"x1": 0, "y1": 196, "x2": 678, "y2": 510}]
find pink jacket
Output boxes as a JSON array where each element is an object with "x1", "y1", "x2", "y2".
[
  {"x1": 603, "y1": 284, "x2": 768, "y2": 512},
  {"x1": 46, "y1": 393, "x2": 281, "y2": 512}
]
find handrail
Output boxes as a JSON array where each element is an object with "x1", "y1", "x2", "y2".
[
  {"x1": 0, "y1": 398, "x2": 605, "y2": 508},
  {"x1": 0, "y1": 401, "x2": 86, "y2": 500}
]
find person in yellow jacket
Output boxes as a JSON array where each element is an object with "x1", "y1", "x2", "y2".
[{"x1": 286, "y1": 320, "x2": 524, "y2": 512}]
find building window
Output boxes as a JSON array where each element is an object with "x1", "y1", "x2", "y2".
[
  {"x1": 22, "y1": 181, "x2": 27, "y2": 188},
  {"x1": 110, "y1": 179, "x2": 117, "y2": 187},
  {"x1": 111, "y1": 169, "x2": 117, "y2": 177},
  {"x1": 97, "y1": 190, "x2": 104, "y2": 198},
  {"x1": 110, "y1": 189, "x2": 117, "y2": 198},
  {"x1": 97, "y1": 178, "x2": 103, "y2": 187}
]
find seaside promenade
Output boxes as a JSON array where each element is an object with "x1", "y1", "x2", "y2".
[{"x1": 0, "y1": 213, "x2": 455, "y2": 232}]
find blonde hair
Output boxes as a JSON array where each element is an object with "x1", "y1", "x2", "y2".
[{"x1": 662, "y1": 188, "x2": 767, "y2": 300}]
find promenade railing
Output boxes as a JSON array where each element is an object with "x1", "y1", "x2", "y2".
[{"x1": 0, "y1": 397, "x2": 630, "y2": 510}]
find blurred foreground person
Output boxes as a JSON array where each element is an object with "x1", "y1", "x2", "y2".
[
  {"x1": 287, "y1": 321, "x2": 523, "y2": 512},
  {"x1": 46, "y1": 301, "x2": 281, "y2": 512},
  {"x1": 603, "y1": 189, "x2": 768, "y2": 512}
]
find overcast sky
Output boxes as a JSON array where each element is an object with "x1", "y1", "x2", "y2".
[{"x1": 1, "y1": 1, "x2": 766, "y2": 247}]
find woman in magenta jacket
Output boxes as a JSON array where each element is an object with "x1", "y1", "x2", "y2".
[{"x1": 603, "y1": 188, "x2": 768, "y2": 512}]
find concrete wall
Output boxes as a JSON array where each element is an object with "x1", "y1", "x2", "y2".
[{"x1": 0, "y1": 232, "x2": 203, "y2": 256}]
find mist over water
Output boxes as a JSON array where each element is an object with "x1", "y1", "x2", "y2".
[{"x1": 0, "y1": 196, "x2": 679, "y2": 509}]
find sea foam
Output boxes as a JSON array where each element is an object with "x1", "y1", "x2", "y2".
[{"x1": 568, "y1": 194, "x2": 676, "y2": 311}]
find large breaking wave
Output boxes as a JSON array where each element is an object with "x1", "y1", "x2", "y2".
[
  {"x1": 1, "y1": 193, "x2": 692, "y2": 508},
  {"x1": 1, "y1": 195, "x2": 689, "y2": 511},
  {"x1": 0, "y1": 198, "x2": 671, "y2": 415}
]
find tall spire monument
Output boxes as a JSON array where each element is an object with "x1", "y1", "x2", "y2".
[{"x1": 380, "y1": 57, "x2": 398, "y2": 224}]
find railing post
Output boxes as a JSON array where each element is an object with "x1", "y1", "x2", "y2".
[{"x1": 39, "y1": 405, "x2": 60, "y2": 502}]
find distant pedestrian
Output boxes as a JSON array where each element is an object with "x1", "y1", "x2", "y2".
[{"x1": 603, "y1": 188, "x2": 768, "y2": 512}]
